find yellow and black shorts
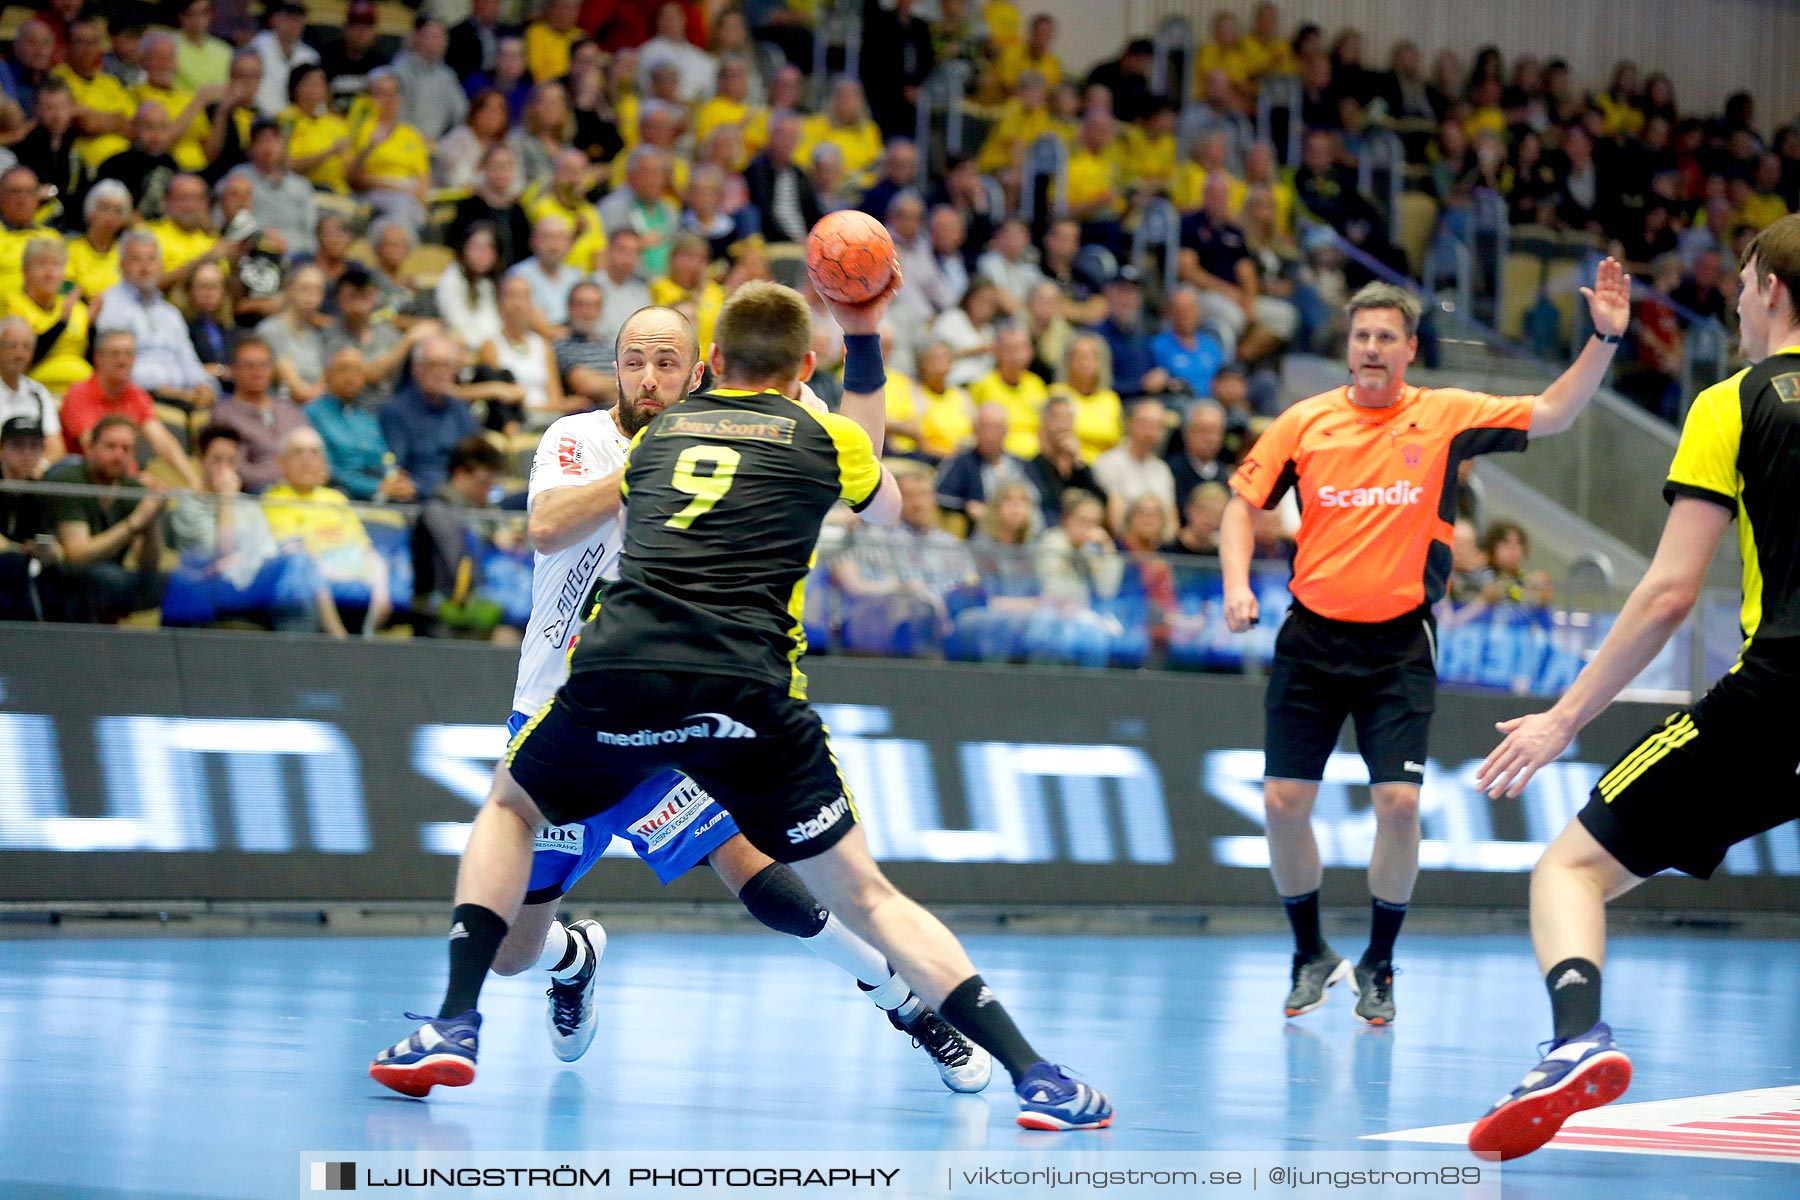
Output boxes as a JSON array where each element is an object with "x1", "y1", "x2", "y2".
[{"x1": 1578, "y1": 697, "x2": 1800, "y2": 879}]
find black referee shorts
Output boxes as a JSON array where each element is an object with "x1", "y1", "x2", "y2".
[
  {"x1": 1263, "y1": 602, "x2": 1437, "y2": 786},
  {"x1": 1578, "y1": 681, "x2": 1800, "y2": 879},
  {"x1": 504, "y1": 669, "x2": 861, "y2": 864}
]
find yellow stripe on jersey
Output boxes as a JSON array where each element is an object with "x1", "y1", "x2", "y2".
[
  {"x1": 786, "y1": 566, "x2": 810, "y2": 699},
  {"x1": 1597, "y1": 714, "x2": 1698, "y2": 802},
  {"x1": 1666, "y1": 371, "x2": 1744, "y2": 508},
  {"x1": 619, "y1": 426, "x2": 647, "y2": 498},
  {"x1": 806, "y1": 409, "x2": 882, "y2": 509},
  {"x1": 817, "y1": 714, "x2": 859, "y2": 823},
  {"x1": 504, "y1": 698, "x2": 557, "y2": 767}
]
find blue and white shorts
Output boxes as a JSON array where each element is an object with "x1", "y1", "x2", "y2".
[{"x1": 507, "y1": 710, "x2": 743, "y2": 900}]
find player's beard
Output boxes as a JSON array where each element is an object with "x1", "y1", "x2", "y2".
[{"x1": 615, "y1": 386, "x2": 681, "y2": 435}]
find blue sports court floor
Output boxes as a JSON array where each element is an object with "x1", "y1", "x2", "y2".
[{"x1": 2, "y1": 930, "x2": 1797, "y2": 1198}]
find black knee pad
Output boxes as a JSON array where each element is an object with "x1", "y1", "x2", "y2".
[{"x1": 737, "y1": 863, "x2": 830, "y2": 938}]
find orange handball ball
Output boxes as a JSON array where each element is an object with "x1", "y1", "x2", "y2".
[{"x1": 806, "y1": 210, "x2": 896, "y2": 304}]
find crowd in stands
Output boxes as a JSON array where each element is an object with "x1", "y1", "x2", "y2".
[{"x1": 0, "y1": 0, "x2": 1737, "y2": 664}]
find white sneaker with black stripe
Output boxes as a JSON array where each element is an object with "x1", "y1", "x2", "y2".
[{"x1": 546, "y1": 920, "x2": 607, "y2": 1062}]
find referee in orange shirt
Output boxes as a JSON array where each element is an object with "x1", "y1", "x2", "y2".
[{"x1": 1219, "y1": 264, "x2": 1630, "y2": 1024}]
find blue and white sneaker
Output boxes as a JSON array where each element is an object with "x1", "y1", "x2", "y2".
[
  {"x1": 1014, "y1": 1062, "x2": 1114, "y2": 1131},
  {"x1": 1468, "y1": 1022, "x2": 1631, "y2": 1160},
  {"x1": 547, "y1": 920, "x2": 606, "y2": 1062},
  {"x1": 369, "y1": 1010, "x2": 481, "y2": 1098}
]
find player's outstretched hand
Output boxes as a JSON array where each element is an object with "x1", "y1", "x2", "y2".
[
  {"x1": 1476, "y1": 710, "x2": 1575, "y2": 799},
  {"x1": 1223, "y1": 582, "x2": 1259, "y2": 633},
  {"x1": 822, "y1": 261, "x2": 903, "y2": 336},
  {"x1": 1581, "y1": 256, "x2": 1631, "y2": 339}
]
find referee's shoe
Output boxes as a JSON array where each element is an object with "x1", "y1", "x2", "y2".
[{"x1": 1284, "y1": 946, "x2": 1352, "y2": 1017}]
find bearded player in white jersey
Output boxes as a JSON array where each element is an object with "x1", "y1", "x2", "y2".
[{"x1": 475, "y1": 304, "x2": 988, "y2": 1093}]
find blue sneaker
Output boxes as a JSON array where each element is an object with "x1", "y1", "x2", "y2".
[
  {"x1": 1468, "y1": 1022, "x2": 1631, "y2": 1160},
  {"x1": 369, "y1": 1011, "x2": 481, "y2": 1098},
  {"x1": 1014, "y1": 1062, "x2": 1114, "y2": 1131}
]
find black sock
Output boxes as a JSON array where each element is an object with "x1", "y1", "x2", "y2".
[
  {"x1": 1363, "y1": 897, "x2": 1408, "y2": 966},
  {"x1": 938, "y1": 975, "x2": 1041, "y2": 1084},
  {"x1": 439, "y1": 903, "x2": 508, "y2": 1018},
  {"x1": 1281, "y1": 890, "x2": 1324, "y2": 957},
  {"x1": 1546, "y1": 958, "x2": 1603, "y2": 1042}
]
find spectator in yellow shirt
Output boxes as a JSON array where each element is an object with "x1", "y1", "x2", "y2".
[
  {"x1": 694, "y1": 55, "x2": 767, "y2": 165},
  {"x1": 1736, "y1": 155, "x2": 1790, "y2": 232},
  {"x1": 977, "y1": 71, "x2": 1056, "y2": 175},
  {"x1": 798, "y1": 78, "x2": 883, "y2": 184},
  {"x1": 969, "y1": 327, "x2": 1048, "y2": 459},
  {"x1": 915, "y1": 340, "x2": 976, "y2": 460},
  {"x1": 9, "y1": 239, "x2": 93, "y2": 395},
  {"x1": 649, "y1": 234, "x2": 724, "y2": 357},
  {"x1": 1066, "y1": 110, "x2": 1127, "y2": 248},
  {"x1": 149, "y1": 173, "x2": 236, "y2": 294},
  {"x1": 873, "y1": 323, "x2": 927, "y2": 456},
  {"x1": 1124, "y1": 103, "x2": 1180, "y2": 194},
  {"x1": 1171, "y1": 128, "x2": 1247, "y2": 215},
  {"x1": 525, "y1": 0, "x2": 583, "y2": 84},
  {"x1": 57, "y1": 15, "x2": 137, "y2": 169},
  {"x1": 1048, "y1": 333, "x2": 1122, "y2": 461},
  {"x1": 1245, "y1": 2, "x2": 1295, "y2": 80},
  {"x1": 992, "y1": 14, "x2": 1062, "y2": 92},
  {"x1": 282, "y1": 64, "x2": 351, "y2": 194},
  {"x1": 609, "y1": 106, "x2": 690, "y2": 197},
  {"x1": 527, "y1": 149, "x2": 609, "y2": 272},
  {"x1": 348, "y1": 69, "x2": 432, "y2": 232},
  {"x1": 1193, "y1": 11, "x2": 1260, "y2": 110},
  {"x1": 134, "y1": 31, "x2": 213, "y2": 173},
  {"x1": 262, "y1": 426, "x2": 391, "y2": 638},
  {"x1": 66, "y1": 181, "x2": 134, "y2": 302},
  {"x1": 1242, "y1": 140, "x2": 1297, "y2": 236}
]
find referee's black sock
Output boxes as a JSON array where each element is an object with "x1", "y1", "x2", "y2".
[
  {"x1": 939, "y1": 975, "x2": 1041, "y2": 1084},
  {"x1": 439, "y1": 903, "x2": 508, "y2": 1019},
  {"x1": 1545, "y1": 958, "x2": 1603, "y2": 1043},
  {"x1": 1281, "y1": 890, "x2": 1325, "y2": 958},
  {"x1": 1362, "y1": 897, "x2": 1408, "y2": 966}
]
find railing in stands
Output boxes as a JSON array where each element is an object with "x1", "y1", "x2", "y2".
[
  {"x1": 1150, "y1": 16, "x2": 1193, "y2": 102},
  {"x1": 1255, "y1": 75, "x2": 1303, "y2": 167},
  {"x1": 913, "y1": 60, "x2": 976, "y2": 191},
  {"x1": 0, "y1": 483, "x2": 1737, "y2": 699}
]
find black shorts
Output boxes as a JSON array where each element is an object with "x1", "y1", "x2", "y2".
[
  {"x1": 1263, "y1": 602, "x2": 1437, "y2": 786},
  {"x1": 505, "y1": 670, "x2": 859, "y2": 864},
  {"x1": 1578, "y1": 687, "x2": 1800, "y2": 880}
]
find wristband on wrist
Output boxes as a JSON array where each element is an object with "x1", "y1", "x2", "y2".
[
  {"x1": 1593, "y1": 331, "x2": 1623, "y2": 344},
  {"x1": 841, "y1": 333, "x2": 886, "y2": 395}
]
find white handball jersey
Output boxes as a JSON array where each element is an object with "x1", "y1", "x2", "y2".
[{"x1": 512, "y1": 411, "x2": 632, "y2": 716}]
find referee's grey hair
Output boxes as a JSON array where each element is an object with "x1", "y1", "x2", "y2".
[
  {"x1": 1344, "y1": 282, "x2": 1424, "y2": 337},
  {"x1": 0, "y1": 316, "x2": 33, "y2": 340}
]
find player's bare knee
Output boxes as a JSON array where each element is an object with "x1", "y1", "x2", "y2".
[
  {"x1": 1371, "y1": 785, "x2": 1421, "y2": 826},
  {"x1": 1263, "y1": 781, "x2": 1317, "y2": 825}
]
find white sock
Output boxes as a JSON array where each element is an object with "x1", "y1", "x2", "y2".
[
  {"x1": 797, "y1": 913, "x2": 892, "y2": 989},
  {"x1": 537, "y1": 921, "x2": 583, "y2": 977},
  {"x1": 864, "y1": 971, "x2": 914, "y2": 1012}
]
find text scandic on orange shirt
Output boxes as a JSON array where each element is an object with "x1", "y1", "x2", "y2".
[{"x1": 1230, "y1": 385, "x2": 1534, "y2": 623}]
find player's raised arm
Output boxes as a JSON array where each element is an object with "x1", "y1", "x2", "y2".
[
  {"x1": 817, "y1": 262, "x2": 904, "y2": 456},
  {"x1": 1526, "y1": 257, "x2": 1630, "y2": 438}
]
